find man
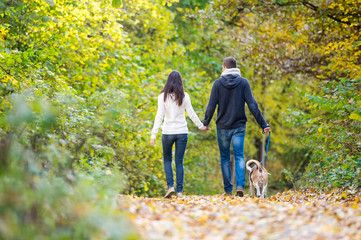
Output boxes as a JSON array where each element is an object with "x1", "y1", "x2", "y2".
[{"x1": 203, "y1": 57, "x2": 271, "y2": 197}]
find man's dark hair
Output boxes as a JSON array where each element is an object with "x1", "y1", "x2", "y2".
[{"x1": 223, "y1": 57, "x2": 237, "y2": 68}]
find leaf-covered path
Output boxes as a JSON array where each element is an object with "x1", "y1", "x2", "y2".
[{"x1": 118, "y1": 190, "x2": 361, "y2": 240}]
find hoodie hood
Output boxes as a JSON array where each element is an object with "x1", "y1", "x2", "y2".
[{"x1": 220, "y1": 68, "x2": 242, "y2": 89}]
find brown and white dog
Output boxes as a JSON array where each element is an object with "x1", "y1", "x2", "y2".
[{"x1": 246, "y1": 160, "x2": 269, "y2": 198}]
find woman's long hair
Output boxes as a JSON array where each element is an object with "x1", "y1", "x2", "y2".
[{"x1": 161, "y1": 71, "x2": 185, "y2": 106}]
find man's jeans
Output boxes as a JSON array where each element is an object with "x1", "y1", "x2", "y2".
[
  {"x1": 162, "y1": 134, "x2": 188, "y2": 193},
  {"x1": 217, "y1": 126, "x2": 246, "y2": 193}
]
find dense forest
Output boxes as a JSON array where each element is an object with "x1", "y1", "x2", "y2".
[{"x1": 0, "y1": 0, "x2": 360, "y2": 239}]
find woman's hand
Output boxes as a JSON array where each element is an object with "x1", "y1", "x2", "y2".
[
  {"x1": 200, "y1": 125, "x2": 211, "y2": 131},
  {"x1": 150, "y1": 139, "x2": 155, "y2": 146}
]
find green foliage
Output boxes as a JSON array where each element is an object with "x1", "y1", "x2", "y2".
[
  {"x1": 282, "y1": 169, "x2": 296, "y2": 190},
  {"x1": 1, "y1": 0, "x2": 360, "y2": 237},
  {"x1": 0, "y1": 0, "x2": 223, "y2": 202},
  {"x1": 299, "y1": 77, "x2": 361, "y2": 189},
  {"x1": 112, "y1": 0, "x2": 122, "y2": 8},
  {"x1": 0, "y1": 95, "x2": 138, "y2": 239}
]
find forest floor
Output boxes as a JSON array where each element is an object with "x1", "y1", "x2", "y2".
[{"x1": 118, "y1": 189, "x2": 361, "y2": 240}]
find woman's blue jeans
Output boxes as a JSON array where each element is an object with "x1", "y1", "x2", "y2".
[
  {"x1": 217, "y1": 126, "x2": 246, "y2": 193},
  {"x1": 162, "y1": 134, "x2": 188, "y2": 193}
]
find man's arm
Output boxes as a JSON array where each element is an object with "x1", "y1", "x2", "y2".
[
  {"x1": 203, "y1": 81, "x2": 218, "y2": 126},
  {"x1": 244, "y1": 80, "x2": 270, "y2": 130}
]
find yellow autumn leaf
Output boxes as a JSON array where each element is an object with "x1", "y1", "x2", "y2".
[
  {"x1": 341, "y1": 192, "x2": 348, "y2": 199},
  {"x1": 119, "y1": 189, "x2": 361, "y2": 239},
  {"x1": 349, "y1": 113, "x2": 361, "y2": 121}
]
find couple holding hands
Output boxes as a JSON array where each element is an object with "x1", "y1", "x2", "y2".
[{"x1": 151, "y1": 57, "x2": 271, "y2": 198}]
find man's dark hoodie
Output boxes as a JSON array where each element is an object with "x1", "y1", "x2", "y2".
[{"x1": 203, "y1": 68, "x2": 269, "y2": 129}]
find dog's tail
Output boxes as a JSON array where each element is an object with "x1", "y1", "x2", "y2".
[{"x1": 246, "y1": 159, "x2": 262, "y2": 172}]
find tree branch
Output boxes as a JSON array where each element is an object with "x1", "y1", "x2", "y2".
[
  {"x1": 232, "y1": 0, "x2": 355, "y2": 26},
  {"x1": 302, "y1": 1, "x2": 349, "y2": 25},
  {"x1": 0, "y1": 64, "x2": 20, "y2": 83}
]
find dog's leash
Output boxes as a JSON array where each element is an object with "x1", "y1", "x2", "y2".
[{"x1": 260, "y1": 131, "x2": 271, "y2": 166}]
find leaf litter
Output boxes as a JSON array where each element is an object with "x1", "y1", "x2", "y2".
[{"x1": 118, "y1": 188, "x2": 361, "y2": 240}]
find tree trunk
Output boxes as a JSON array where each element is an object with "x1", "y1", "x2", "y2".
[
  {"x1": 230, "y1": 151, "x2": 236, "y2": 188},
  {"x1": 257, "y1": 137, "x2": 265, "y2": 167},
  {"x1": 259, "y1": 78, "x2": 267, "y2": 167}
]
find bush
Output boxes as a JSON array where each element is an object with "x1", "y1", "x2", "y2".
[{"x1": 0, "y1": 94, "x2": 138, "y2": 239}]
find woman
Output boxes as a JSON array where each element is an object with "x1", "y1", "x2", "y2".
[{"x1": 150, "y1": 71, "x2": 206, "y2": 198}]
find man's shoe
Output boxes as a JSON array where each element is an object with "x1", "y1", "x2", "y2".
[
  {"x1": 236, "y1": 187, "x2": 244, "y2": 197},
  {"x1": 164, "y1": 187, "x2": 175, "y2": 198},
  {"x1": 176, "y1": 192, "x2": 184, "y2": 198}
]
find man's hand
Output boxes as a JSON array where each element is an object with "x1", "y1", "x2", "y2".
[
  {"x1": 263, "y1": 127, "x2": 271, "y2": 134},
  {"x1": 205, "y1": 126, "x2": 211, "y2": 131},
  {"x1": 150, "y1": 139, "x2": 155, "y2": 146}
]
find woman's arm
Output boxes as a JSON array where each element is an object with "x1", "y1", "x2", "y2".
[
  {"x1": 151, "y1": 94, "x2": 165, "y2": 141},
  {"x1": 184, "y1": 93, "x2": 206, "y2": 130}
]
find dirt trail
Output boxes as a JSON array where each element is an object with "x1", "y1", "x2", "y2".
[{"x1": 118, "y1": 190, "x2": 361, "y2": 240}]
